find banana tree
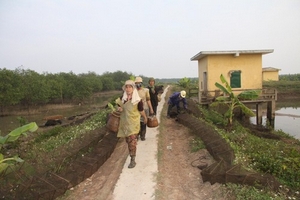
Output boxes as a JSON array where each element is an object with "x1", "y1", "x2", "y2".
[
  {"x1": 0, "y1": 122, "x2": 38, "y2": 173},
  {"x1": 211, "y1": 74, "x2": 261, "y2": 127},
  {"x1": 176, "y1": 77, "x2": 191, "y2": 89}
]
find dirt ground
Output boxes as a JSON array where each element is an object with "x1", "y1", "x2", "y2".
[
  {"x1": 155, "y1": 115, "x2": 225, "y2": 200},
  {"x1": 3, "y1": 90, "x2": 299, "y2": 199},
  {"x1": 58, "y1": 101, "x2": 225, "y2": 200}
]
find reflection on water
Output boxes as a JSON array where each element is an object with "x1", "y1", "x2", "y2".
[{"x1": 251, "y1": 107, "x2": 300, "y2": 139}]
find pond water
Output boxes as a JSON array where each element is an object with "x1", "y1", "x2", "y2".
[
  {"x1": 250, "y1": 106, "x2": 300, "y2": 140},
  {"x1": 0, "y1": 104, "x2": 102, "y2": 136},
  {"x1": 2, "y1": 95, "x2": 300, "y2": 140},
  {"x1": 0, "y1": 91, "x2": 121, "y2": 136}
]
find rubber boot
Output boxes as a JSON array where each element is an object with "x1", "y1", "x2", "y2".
[
  {"x1": 140, "y1": 123, "x2": 146, "y2": 141},
  {"x1": 128, "y1": 156, "x2": 136, "y2": 168},
  {"x1": 137, "y1": 122, "x2": 143, "y2": 141}
]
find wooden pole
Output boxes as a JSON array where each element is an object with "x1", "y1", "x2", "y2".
[
  {"x1": 267, "y1": 100, "x2": 275, "y2": 128},
  {"x1": 256, "y1": 103, "x2": 263, "y2": 125}
]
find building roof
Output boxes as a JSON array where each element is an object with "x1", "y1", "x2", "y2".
[
  {"x1": 262, "y1": 67, "x2": 281, "y2": 72},
  {"x1": 190, "y1": 49, "x2": 274, "y2": 61}
]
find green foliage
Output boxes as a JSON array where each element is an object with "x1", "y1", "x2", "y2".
[
  {"x1": 212, "y1": 74, "x2": 257, "y2": 126},
  {"x1": 176, "y1": 77, "x2": 199, "y2": 97},
  {"x1": 248, "y1": 142, "x2": 300, "y2": 189},
  {"x1": 100, "y1": 76, "x2": 115, "y2": 91},
  {"x1": 107, "y1": 102, "x2": 116, "y2": 112},
  {"x1": 198, "y1": 102, "x2": 300, "y2": 194},
  {"x1": 0, "y1": 122, "x2": 38, "y2": 145},
  {"x1": 31, "y1": 111, "x2": 107, "y2": 153},
  {"x1": 279, "y1": 74, "x2": 300, "y2": 81},
  {"x1": 17, "y1": 69, "x2": 51, "y2": 105},
  {"x1": 0, "y1": 67, "x2": 195, "y2": 109},
  {"x1": 0, "y1": 68, "x2": 135, "y2": 107},
  {"x1": 34, "y1": 126, "x2": 65, "y2": 143},
  {"x1": 237, "y1": 90, "x2": 261, "y2": 100},
  {"x1": 224, "y1": 183, "x2": 287, "y2": 200},
  {"x1": 176, "y1": 77, "x2": 191, "y2": 89},
  {"x1": 80, "y1": 71, "x2": 103, "y2": 93},
  {"x1": 0, "y1": 122, "x2": 38, "y2": 173},
  {"x1": 263, "y1": 80, "x2": 300, "y2": 93},
  {"x1": 226, "y1": 125, "x2": 300, "y2": 190},
  {"x1": 17, "y1": 116, "x2": 28, "y2": 126},
  {"x1": 0, "y1": 68, "x2": 24, "y2": 107},
  {"x1": 190, "y1": 137, "x2": 206, "y2": 152},
  {"x1": 199, "y1": 106, "x2": 227, "y2": 126}
]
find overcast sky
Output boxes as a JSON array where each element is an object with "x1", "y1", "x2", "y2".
[{"x1": 0, "y1": 0, "x2": 299, "y2": 78}]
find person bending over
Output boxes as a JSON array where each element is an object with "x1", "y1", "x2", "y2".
[{"x1": 167, "y1": 90, "x2": 187, "y2": 118}]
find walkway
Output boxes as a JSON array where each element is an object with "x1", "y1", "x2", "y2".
[{"x1": 111, "y1": 86, "x2": 169, "y2": 200}]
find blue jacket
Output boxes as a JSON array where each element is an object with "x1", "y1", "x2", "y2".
[{"x1": 168, "y1": 92, "x2": 187, "y2": 109}]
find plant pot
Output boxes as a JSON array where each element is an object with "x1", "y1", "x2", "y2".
[{"x1": 106, "y1": 111, "x2": 121, "y2": 132}]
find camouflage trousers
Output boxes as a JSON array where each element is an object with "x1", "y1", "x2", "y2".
[{"x1": 125, "y1": 134, "x2": 137, "y2": 157}]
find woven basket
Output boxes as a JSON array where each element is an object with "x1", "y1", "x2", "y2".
[
  {"x1": 147, "y1": 115, "x2": 158, "y2": 128},
  {"x1": 106, "y1": 111, "x2": 121, "y2": 132}
]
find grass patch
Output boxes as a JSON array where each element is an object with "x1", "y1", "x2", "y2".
[
  {"x1": 263, "y1": 80, "x2": 300, "y2": 93},
  {"x1": 190, "y1": 137, "x2": 205, "y2": 152},
  {"x1": 223, "y1": 183, "x2": 288, "y2": 200},
  {"x1": 197, "y1": 104, "x2": 300, "y2": 199}
]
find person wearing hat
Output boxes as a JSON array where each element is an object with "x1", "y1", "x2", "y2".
[
  {"x1": 135, "y1": 76, "x2": 154, "y2": 141},
  {"x1": 116, "y1": 80, "x2": 148, "y2": 168},
  {"x1": 167, "y1": 90, "x2": 187, "y2": 118}
]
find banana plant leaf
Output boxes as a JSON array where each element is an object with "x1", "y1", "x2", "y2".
[
  {"x1": 237, "y1": 101, "x2": 255, "y2": 117},
  {"x1": 210, "y1": 101, "x2": 228, "y2": 107},
  {"x1": 238, "y1": 90, "x2": 261, "y2": 100},
  {"x1": 220, "y1": 74, "x2": 232, "y2": 94},
  {"x1": 107, "y1": 102, "x2": 116, "y2": 112},
  {"x1": 215, "y1": 82, "x2": 231, "y2": 96},
  {"x1": 215, "y1": 96, "x2": 231, "y2": 101},
  {"x1": 1, "y1": 122, "x2": 38, "y2": 144}
]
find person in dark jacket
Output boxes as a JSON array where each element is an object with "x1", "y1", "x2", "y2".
[
  {"x1": 147, "y1": 77, "x2": 160, "y2": 115},
  {"x1": 167, "y1": 90, "x2": 187, "y2": 118}
]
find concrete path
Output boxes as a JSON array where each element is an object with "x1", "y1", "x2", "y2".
[{"x1": 112, "y1": 86, "x2": 168, "y2": 200}]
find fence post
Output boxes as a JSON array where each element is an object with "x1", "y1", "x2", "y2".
[{"x1": 267, "y1": 100, "x2": 275, "y2": 128}]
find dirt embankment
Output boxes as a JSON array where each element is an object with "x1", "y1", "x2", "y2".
[{"x1": 276, "y1": 91, "x2": 300, "y2": 101}]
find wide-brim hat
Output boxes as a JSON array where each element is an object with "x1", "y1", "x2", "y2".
[
  {"x1": 180, "y1": 90, "x2": 186, "y2": 98},
  {"x1": 135, "y1": 76, "x2": 143, "y2": 83},
  {"x1": 122, "y1": 80, "x2": 136, "y2": 90}
]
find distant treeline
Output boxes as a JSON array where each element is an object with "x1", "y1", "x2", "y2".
[
  {"x1": 157, "y1": 77, "x2": 198, "y2": 83},
  {"x1": 0, "y1": 68, "x2": 134, "y2": 107},
  {"x1": 279, "y1": 74, "x2": 300, "y2": 81},
  {"x1": 263, "y1": 74, "x2": 300, "y2": 93},
  {"x1": 0, "y1": 68, "x2": 197, "y2": 108}
]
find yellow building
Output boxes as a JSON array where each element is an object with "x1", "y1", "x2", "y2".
[
  {"x1": 190, "y1": 49, "x2": 274, "y2": 102},
  {"x1": 262, "y1": 67, "x2": 280, "y2": 81}
]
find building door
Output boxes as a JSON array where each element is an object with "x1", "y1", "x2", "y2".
[{"x1": 203, "y1": 72, "x2": 207, "y2": 91}]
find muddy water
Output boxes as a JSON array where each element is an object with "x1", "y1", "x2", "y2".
[
  {"x1": 0, "y1": 105, "x2": 97, "y2": 135},
  {"x1": 0, "y1": 91, "x2": 122, "y2": 136},
  {"x1": 250, "y1": 104, "x2": 300, "y2": 140}
]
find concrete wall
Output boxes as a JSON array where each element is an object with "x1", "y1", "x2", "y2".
[
  {"x1": 263, "y1": 71, "x2": 279, "y2": 81},
  {"x1": 198, "y1": 54, "x2": 263, "y2": 97}
]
